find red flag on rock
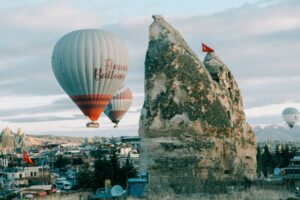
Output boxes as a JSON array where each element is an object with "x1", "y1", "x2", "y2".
[
  {"x1": 202, "y1": 43, "x2": 214, "y2": 52},
  {"x1": 23, "y1": 150, "x2": 34, "y2": 165}
]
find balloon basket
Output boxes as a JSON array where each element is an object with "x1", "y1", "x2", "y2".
[{"x1": 86, "y1": 122, "x2": 99, "y2": 128}]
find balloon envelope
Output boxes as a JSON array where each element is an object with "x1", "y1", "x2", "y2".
[
  {"x1": 104, "y1": 86, "x2": 133, "y2": 127},
  {"x1": 52, "y1": 29, "x2": 129, "y2": 122},
  {"x1": 282, "y1": 107, "x2": 299, "y2": 128}
]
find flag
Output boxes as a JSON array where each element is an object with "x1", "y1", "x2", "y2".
[
  {"x1": 23, "y1": 150, "x2": 34, "y2": 165},
  {"x1": 202, "y1": 43, "x2": 214, "y2": 53}
]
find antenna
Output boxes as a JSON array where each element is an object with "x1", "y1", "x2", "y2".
[{"x1": 111, "y1": 185, "x2": 124, "y2": 197}]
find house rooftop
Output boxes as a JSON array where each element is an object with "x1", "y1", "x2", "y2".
[
  {"x1": 128, "y1": 177, "x2": 147, "y2": 183},
  {"x1": 291, "y1": 156, "x2": 300, "y2": 161}
]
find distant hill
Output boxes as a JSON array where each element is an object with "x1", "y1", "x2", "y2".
[
  {"x1": 0, "y1": 127, "x2": 44, "y2": 150},
  {"x1": 31, "y1": 135, "x2": 84, "y2": 144},
  {"x1": 0, "y1": 127, "x2": 84, "y2": 152},
  {"x1": 253, "y1": 124, "x2": 300, "y2": 142}
]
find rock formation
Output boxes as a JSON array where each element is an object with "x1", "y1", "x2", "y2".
[
  {"x1": 0, "y1": 128, "x2": 40, "y2": 152},
  {"x1": 0, "y1": 128, "x2": 86, "y2": 153},
  {"x1": 0, "y1": 127, "x2": 16, "y2": 149},
  {"x1": 139, "y1": 15, "x2": 256, "y2": 193}
]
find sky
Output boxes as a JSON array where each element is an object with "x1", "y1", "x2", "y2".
[{"x1": 0, "y1": 0, "x2": 300, "y2": 136}]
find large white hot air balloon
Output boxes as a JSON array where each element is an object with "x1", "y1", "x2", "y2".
[
  {"x1": 282, "y1": 107, "x2": 299, "y2": 128},
  {"x1": 52, "y1": 29, "x2": 129, "y2": 128},
  {"x1": 104, "y1": 86, "x2": 133, "y2": 128}
]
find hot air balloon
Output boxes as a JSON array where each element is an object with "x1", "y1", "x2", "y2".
[
  {"x1": 104, "y1": 86, "x2": 133, "y2": 128},
  {"x1": 282, "y1": 107, "x2": 300, "y2": 128},
  {"x1": 52, "y1": 29, "x2": 129, "y2": 128}
]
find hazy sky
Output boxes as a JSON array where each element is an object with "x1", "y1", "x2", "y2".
[{"x1": 0, "y1": 0, "x2": 299, "y2": 136}]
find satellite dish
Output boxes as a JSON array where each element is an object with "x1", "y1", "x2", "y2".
[
  {"x1": 274, "y1": 167, "x2": 281, "y2": 175},
  {"x1": 111, "y1": 185, "x2": 124, "y2": 197},
  {"x1": 24, "y1": 193, "x2": 34, "y2": 199}
]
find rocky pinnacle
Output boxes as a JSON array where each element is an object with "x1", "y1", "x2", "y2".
[{"x1": 139, "y1": 15, "x2": 256, "y2": 194}]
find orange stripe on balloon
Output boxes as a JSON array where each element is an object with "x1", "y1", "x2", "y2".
[
  {"x1": 71, "y1": 94, "x2": 112, "y2": 101},
  {"x1": 75, "y1": 101, "x2": 110, "y2": 106},
  {"x1": 81, "y1": 108, "x2": 105, "y2": 121},
  {"x1": 70, "y1": 94, "x2": 112, "y2": 121}
]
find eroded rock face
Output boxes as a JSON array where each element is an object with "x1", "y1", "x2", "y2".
[
  {"x1": 0, "y1": 127, "x2": 15, "y2": 149},
  {"x1": 0, "y1": 127, "x2": 29, "y2": 150},
  {"x1": 139, "y1": 15, "x2": 256, "y2": 193},
  {"x1": 204, "y1": 52, "x2": 245, "y2": 127}
]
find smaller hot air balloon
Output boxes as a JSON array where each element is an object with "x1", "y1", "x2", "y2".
[
  {"x1": 104, "y1": 86, "x2": 133, "y2": 128},
  {"x1": 282, "y1": 107, "x2": 300, "y2": 128}
]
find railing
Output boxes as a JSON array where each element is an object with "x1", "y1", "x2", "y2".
[{"x1": 284, "y1": 174, "x2": 300, "y2": 179}]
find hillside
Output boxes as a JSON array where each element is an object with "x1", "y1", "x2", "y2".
[
  {"x1": 253, "y1": 124, "x2": 300, "y2": 141},
  {"x1": 0, "y1": 127, "x2": 84, "y2": 151}
]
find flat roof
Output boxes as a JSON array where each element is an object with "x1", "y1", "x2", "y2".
[
  {"x1": 29, "y1": 185, "x2": 52, "y2": 190},
  {"x1": 292, "y1": 156, "x2": 300, "y2": 160},
  {"x1": 128, "y1": 178, "x2": 147, "y2": 183},
  {"x1": 284, "y1": 167, "x2": 300, "y2": 170}
]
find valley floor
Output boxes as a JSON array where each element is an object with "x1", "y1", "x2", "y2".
[{"x1": 129, "y1": 187, "x2": 299, "y2": 200}]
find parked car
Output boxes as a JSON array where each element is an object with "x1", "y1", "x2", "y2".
[
  {"x1": 55, "y1": 181, "x2": 65, "y2": 190},
  {"x1": 55, "y1": 181, "x2": 72, "y2": 190},
  {"x1": 56, "y1": 177, "x2": 66, "y2": 182}
]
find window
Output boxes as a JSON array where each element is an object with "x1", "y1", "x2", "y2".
[
  {"x1": 228, "y1": 88, "x2": 233, "y2": 99},
  {"x1": 228, "y1": 72, "x2": 232, "y2": 78},
  {"x1": 227, "y1": 111, "x2": 231, "y2": 120}
]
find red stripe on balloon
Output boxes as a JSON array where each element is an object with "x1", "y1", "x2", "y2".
[
  {"x1": 106, "y1": 110, "x2": 127, "y2": 123},
  {"x1": 75, "y1": 101, "x2": 109, "y2": 106},
  {"x1": 71, "y1": 94, "x2": 112, "y2": 101},
  {"x1": 71, "y1": 94, "x2": 112, "y2": 121}
]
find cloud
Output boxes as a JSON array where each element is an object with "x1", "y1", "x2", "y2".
[
  {"x1": 0, "y1": 0, "x2": 300, "y2": 134},
  {"x1": 244, "y1": 101, "x2": 300, "y2": 126},
  {"x1": 0, "y1": 95, "x2": 66, "y2": 110},
  {"x1": 245, "y1": 102, "x2": 300, "y2": 121},
  {"x1": 1, "y1": 1, "x2": 102, "y2": 30},
  {"x1": 239, "y1": 76, "x2": 300, "y2": 107},
  {"x1": 0, "y1": 112, "x2": 140, "y2": 136},
  {"x1": 4, "y1": 116, "x2": 79, "y2": 123}
]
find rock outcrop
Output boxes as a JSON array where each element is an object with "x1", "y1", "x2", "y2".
[
  {"x1": 0, "y1": 127, "x2": 30, "y2": 151},
  {"x1": 0, "y1": 127, "x2": 16, "y2": 149},
  {"x1": 139, "y1": 15, "x2": 256, "y2": 193},
  {"x1": 0, "y1": 128, "x2": 85, "y2": 153},
  {"x1": 0, "y1": 128, "x2": 40, "y2": 153}
]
